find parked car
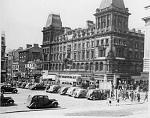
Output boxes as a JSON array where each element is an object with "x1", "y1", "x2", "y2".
[
  {"x1": 30, "y1": 83, "x2": 46, "y2": 90},
  {"x1": 73, "y1": 88, "x2": 88, "y2": 98},
  {"x1": 46, "y1": 85, "x2": 61, "y2": 93},
  {"x1": 66, "y1": 87, "x2": 79, "y2": 96},
  {"x1": 59, "y1": 86, "x2": 70, "y2": 95},
  {"x1": 86, "y1": 89, "x2": 107, "y2": 100},
  {"x1": 1, "y1": 85, "x2": 18, "y2": 94},
  {"x1": 26, "y1": 94, "x2": 59, "y2": 109},
  {"x1": 0, "y1": 93, "x2": 14, "y2": 106},
  {"x1": 25, "y1": 83, "x2": 33, "y2": 89},
  {"x1": 20, "y1": 82, "x2": 27, "y2": 88},
  {"x1": 45, "y1": 84, "x2": 51, "y2": 90}
]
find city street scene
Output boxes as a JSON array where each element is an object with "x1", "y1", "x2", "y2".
[{"x1": 1, "y1": 0, "x2": 150, "y2": 118}]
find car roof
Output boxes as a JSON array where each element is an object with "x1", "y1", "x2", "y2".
[{"x1": 28, "y1": 94, "x2": 48, "y2": 98}]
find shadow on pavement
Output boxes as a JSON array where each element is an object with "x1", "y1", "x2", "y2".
[
  {"x1": 0, "y1": 106, "x2": 66, "y2": 114},
  {"x1": 65, "y1": 110, "x2": 133, "y2": 117},
  {"x1": 0, "y1": 103, "x2": 18, "y2": 107}
]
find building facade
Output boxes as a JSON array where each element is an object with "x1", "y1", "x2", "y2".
[
  {"x1": 7, "y1": 47, "x2": 23, "y2": 81},
  {"x1": 1, "y1": 32, "x2": 8, "y2": 83},
  {"x1": 19, "y1": 44, "x2": 42, "y2": 82},
  {"x1": 41, "y1": 0, "x2": 144, "y2": 87}
]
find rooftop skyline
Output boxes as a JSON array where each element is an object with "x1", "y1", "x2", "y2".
[{"x1": 1, "y1": 0, "x2": 150, "y2": 51}]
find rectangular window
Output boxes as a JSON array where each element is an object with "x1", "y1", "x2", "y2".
[
  {"x1": 74, "y1": 52, "x2": 77, "y2": 60},
  {"x1": 86, "y1": 42, "x2": 90, "y2": 48},
  {"x1": 60, "y1": 46, "x2": 62, "y2": 52},
  {"x1": 74, "y1": 43, "x2": 77, "y2": 50},
  {"x1": 96, "y1": 40, "x2": 99, "y2": 46},
  {"x1": 86, "y1": 50, "x2": 90, "y2": 59},
  {"x1": 82, "y1": 43, "x2": 85, "y2": 49},
  {"x1": 91, "y1": 41, "x2": 94, "y2": 47},
  {"x1": 106, "y1": 39, "x2": 109, "y2": 45},
  {"x1": 98, "y1": 49, "x2": 105, "y2": 57},
  {"x1": 91, "y1": 50, "x2": 94, "y2": 59},
  {"x1": 78, "y1": 52, "x2": 81, "y2": 60},
  {"x1": 63, "y1": 46, "x2": 66, "y2": 51},
  {"x1": 101, "y1": 39, "x2": 104, "y2": 45},
  {"x1": 78, "y1": 43, "x2": 81, "y2": 50},
  {"x1": 82, "y1": 51, "x2": 85, "y2": 60}
]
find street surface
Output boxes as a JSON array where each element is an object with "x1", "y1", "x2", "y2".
[{"x1": 0, "y1": 88, "x2": 149, "y2": 118}]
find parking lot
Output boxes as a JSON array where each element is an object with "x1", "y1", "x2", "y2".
[{"x1": 0, "y1": 88, "x2": 149, "y2": 118}]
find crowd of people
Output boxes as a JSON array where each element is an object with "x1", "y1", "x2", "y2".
[{"x1": 107, "y1": 88, "x2": 148, "y2": 106}]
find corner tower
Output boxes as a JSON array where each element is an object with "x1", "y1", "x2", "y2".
[
  {"x1": 41, "y1": 14, "x2": 63, "y2": 70},
  {"x1": 94, "y1": 0, "x2": 130, "y2": 33}
]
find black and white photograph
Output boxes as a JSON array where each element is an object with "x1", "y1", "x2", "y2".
[{"x1": 0, "y1": 0, "x2": 150, "y2": 118}]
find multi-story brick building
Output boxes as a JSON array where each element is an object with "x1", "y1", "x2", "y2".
[
  {"x1": 7, "y1": 47, "x2": 23, "y2": 81},
  {"x1": 41, "y1": 0, "x2": 144, "y2": 87},
  {"x1": 19, "y1": 44, "x2": 42, "y2": 81}
]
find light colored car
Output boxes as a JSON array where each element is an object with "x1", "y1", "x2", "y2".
[
  {"x1": 66, "y1": 87, "x2": 79, "y2": 96},
  {"x1": 73, "y1": 88, "x2": 88, "y2": 98},
  {"x1": 59, "y1": 86, "x2": 70, "y2": 95},
  {"x1": 46, "y1": 85, "x2": 61, "y2": 93}
]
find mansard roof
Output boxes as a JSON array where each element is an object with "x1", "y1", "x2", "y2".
[
  {"x1": 99, "y1": 0, "x2": 125, "y2": 10},
  {"x1": 46, "y1": 14, "x2": 62, "y2": 28}
]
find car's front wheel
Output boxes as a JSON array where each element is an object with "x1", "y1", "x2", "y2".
[
  {"x1": 8, "y1": 100, "x2": 14, "y2": 104},
  {"x1": 53, "y1": 102, "x2": 58, "y2": 108},
  {"x1": 12, "y1": 90, "x2": 18, "y2": 93},
  {"x1": 1, "y1": 89, "x2": 5, "y2": 94},
  {"x1": 92, "y1": 96, "x2": 96, "y2": 100}
]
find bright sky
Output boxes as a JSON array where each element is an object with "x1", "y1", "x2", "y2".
[{"x1": 0, "y1": 0, "x2": 150, "y2": 51}]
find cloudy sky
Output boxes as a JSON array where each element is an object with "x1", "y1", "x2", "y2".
[{"x1": 1, "y1": 0, "x2": 150, "y2": 51}]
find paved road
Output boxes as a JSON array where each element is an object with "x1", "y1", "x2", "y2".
[{"x1": 0, "y1": 88, "x2": 149, "y2": 118}]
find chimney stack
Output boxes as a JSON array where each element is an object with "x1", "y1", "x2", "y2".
[
  {"x1": 34, "y1": 44, "x2": 39, "y2": 47},
  {"x1": 86, "y1": 20, "x2": 94, "y2": 29},
  {"x1": 26, "y1": 44, "x2": 32, "y2": 48}
]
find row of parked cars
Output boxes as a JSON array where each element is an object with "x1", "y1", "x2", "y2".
[
  {"x1": 46, "y1": 85, "x2": 108, "y2": 100},
  {"x1": 18, "y1": 82, "x2": 46, "y2": 90}
]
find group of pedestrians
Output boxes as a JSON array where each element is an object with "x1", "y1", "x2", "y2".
[{"x1": 107, "y1": 89, "x2": 148, "y2": 106}]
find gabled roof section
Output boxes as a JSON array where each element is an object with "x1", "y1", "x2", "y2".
[
  {"x1": 99, "y1": 0, "x2": 125, "y2": 10},
  {"x1": 46, "y1": 14, "x2": 62, "y2": 28}
]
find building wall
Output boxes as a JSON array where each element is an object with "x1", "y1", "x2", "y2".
[
  {"x1": 41, "y1": 0, "x2": 144, "y2": 84},
  {"x1": 19, "y1": 44, "x2": 42, "y2": 79}
]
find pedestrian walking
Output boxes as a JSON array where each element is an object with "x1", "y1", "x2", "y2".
[
  {"x1": 137, "y1": 92, "x2": 140, "y2": 102},
  {"x1": 108, "y1": 97, "x2": 112, "y2": 106},
  {"x1": 144, "y1": 91, "x2": 148, "y2": 102},
  {"x1": 130, "y1": 91, "x2": 134, "y2": 102},
  {"x1": 116, "y1": 98, "x2": 120, "y2": 106}
]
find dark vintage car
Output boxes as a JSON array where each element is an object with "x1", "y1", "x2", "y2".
[
  {"x1": 86, "y1": 89, "x2": 107, "y2": 100},
  {"x1": 46, "y1": 85, "x2": 61, "y2": 93},
  {"x1": 73, "y1": 88, "x2": 88, "y2": 98},
  {"x1": 0, "y1": 93, "x2": 14, "y2": 106},
  {"x1": 1, "y1": 85, "x2": 18, "y2": 94},
  {"x1": 30, "y1": 83, "x2": 46, "y2": 90},
  {"x1": 59, "y1": 86, "x2": 70, "y2": 95},
  {"x1": 26, "y1": 95, "x2": 59, "y2": 109}
]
